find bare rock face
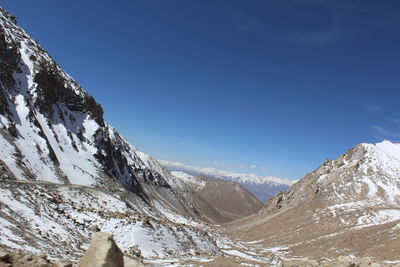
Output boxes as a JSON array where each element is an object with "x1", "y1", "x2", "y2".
[{"x1": 78, "y1": 232, "x2": 124, "y2": 267}]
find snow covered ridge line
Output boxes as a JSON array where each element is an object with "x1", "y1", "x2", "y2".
[{"x1": 159, "y1": 160, "x2": 294, "y2": 186}]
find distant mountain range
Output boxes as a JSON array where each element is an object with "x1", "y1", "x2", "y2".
[{"x1": 160, "y1": 160, "x2": 293, "y2": 202}]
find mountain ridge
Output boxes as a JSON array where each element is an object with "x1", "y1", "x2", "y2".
[
  {"x1": 172, "y1": 171, "x2": 263, "y2": 223},
  {"x1": 160, "y1": 159, "x2": 294, "y2": 185},
  {"x1": 161, "y1": 159, "x2": 293, "y2": 201},
  {"x1": 226, "y1": 140, "x2": 400, "y2": 260}
]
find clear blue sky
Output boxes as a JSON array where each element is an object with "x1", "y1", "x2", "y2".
[{"x1": 2, "y1": 0, "x2": 400, "y2": 179}]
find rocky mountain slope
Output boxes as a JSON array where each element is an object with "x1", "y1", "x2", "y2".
[
  {"x1": 161, "y1": 160, "x2": 292, "y2": 202},
  {"x1": 227, "y1": 140, "x2": 400, "y2": 261},
  {"x1": 0, "y1": 7, "x2": 269, "y2": 265},
  {"x1": 172, "y1": 171, "x2": 263, "y2": 223}
]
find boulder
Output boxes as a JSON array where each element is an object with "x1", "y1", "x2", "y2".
[
  {"x1": 78, "y1": 232, "x2": 124, "y2": 267},
  {"x1": 0, "y1": 249, "x2": 9, "y2": 261}
]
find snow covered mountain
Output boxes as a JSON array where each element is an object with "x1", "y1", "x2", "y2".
[
  {"x1": 0, "y1": 7, "x2": 256, "y2": 263},
  {"x1": 160, "y1": 160, "x2": 293, "y2": 201},
  {"x1": 0, "y1": 5, "x2": 219, "y2": 219},
  {"x1": 228, "y1": 140, "x2": 400, "y2": 261}
]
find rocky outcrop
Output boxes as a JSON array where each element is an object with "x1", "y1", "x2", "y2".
[
  {"x1": 33, "y1": 65, "x2": 104, "y2": 127},
  {"x1": 78, "y1": 232, "x2": 124, "y2": 267}
]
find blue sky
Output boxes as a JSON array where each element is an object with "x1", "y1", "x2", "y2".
[{"x1": 2, "y1": 0, "x2": 400, "y2": 179}]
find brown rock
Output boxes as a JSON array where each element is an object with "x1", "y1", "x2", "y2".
[
  {"x1": 78, "y1": 232, "x2": 124, "y2": 267},
  {"x1": 24, "y1": 254, "x2": 33, "y2": 261},
  {"x1": 10, "y1": 252, "x2": 51, "y2": 267},
  {"x1": 0, "y1": 249, "x2": 9, "y2": 260},
  {"x1": 38, "y1": 252, "x2": 47, "y2": 259},
  {"x1": 88, "y1": 224, "x2": 100, "y2": 232},
  {"x1": 54, "y1": 259, "x2": 73, "y2": 267},
  {"x1": 123, "y1": 256, "x2": 145, "y2": 267}
]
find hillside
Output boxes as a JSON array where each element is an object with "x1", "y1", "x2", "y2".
[
  {"x1": 227, "y1": 140, "x2": 400, "y2": 260},
  {"x1": 172, "y1": 171, "x2": 263, "y2": 223}
]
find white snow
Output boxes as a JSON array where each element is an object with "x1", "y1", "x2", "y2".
[
  {"x1": 0, "y1": 188, "x2": 70, "y2": 239},
  {"x1": 171, "y1": 171, "x2": 206, "y2": 189},
  {"x1": 0, "y1": 133, "x2": 25, "y2": 179},
  {"x1": 360, "y1": 141, "x2": 400, "y2": 202},
  {"x1": 374, "y1": 140, "x2": 400, "y2": 159},
  {"x1": 261, "y1": 246, "x2": 289, "y2": 254},
  {"x1": 243, "y1": 239, "x2": 264, "y2": 244},
  {"x1": 356, "y1": 209, "x2": 400, "y2": 229},
  {"x1": 0, "y1": 217, "x2": 28, "y2": 251},
  {"x1": 160, "y1": 160, "x2": 294, "y2": 186},
  {"x1": 0, "y1": 184, "x2": 221, "y2": 260},
  {"x1": 58, "y1": 187, "x2": 127, "y2": 213},
  {"x1": 223, "y1": 249, "x2": 268, "y2": 263},
  {"x1": 12, "y1": 94, "x2": 62, "y2": 183}
]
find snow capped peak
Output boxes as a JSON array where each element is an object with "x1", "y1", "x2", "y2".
[
  {"x1": 363, "y1": 140, "x2": 400, "y2": 160},
  {"x1": 159, "y1": 160, "x2": 294, "y2": 186},
  {"x1": 160, "y1": 160, "x2": 293, "y2": 201},
  {"x1": 235, "y1": 141, "x2": 400, "y2": 260}
]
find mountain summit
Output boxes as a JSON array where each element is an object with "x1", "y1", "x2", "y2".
[{"x1": 228, "y1": 140, "x2": 400, "y2": 260}]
